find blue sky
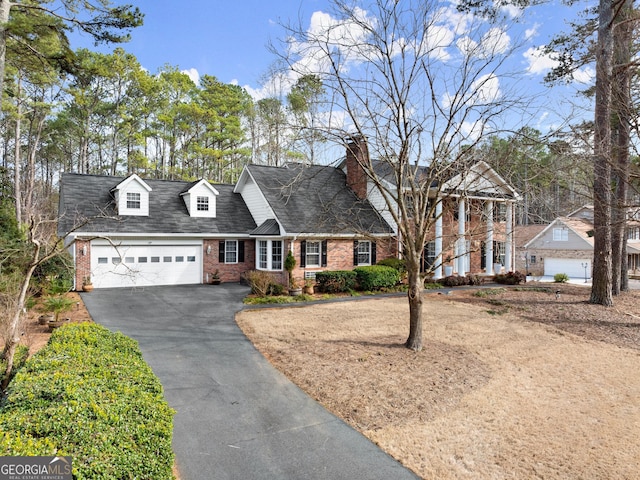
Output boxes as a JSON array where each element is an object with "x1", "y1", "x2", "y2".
[{"x1": 70, "y1": 0, "x2": 593, "y2": 137}]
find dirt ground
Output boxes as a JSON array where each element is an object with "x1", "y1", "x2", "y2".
[
  {"x1": 5, "y1": 292, "x2": 93, "y2": 356},
  {"x1": 236, "y1": 284, "x2": 640, "y2": 480}
]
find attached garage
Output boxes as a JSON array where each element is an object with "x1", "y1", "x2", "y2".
[
  {"x1": 544, "y1": 258, "x2": 591, "y2": 279},
  {"x1": 90, "y1": 241, "x2": 202, "y2": 288}
]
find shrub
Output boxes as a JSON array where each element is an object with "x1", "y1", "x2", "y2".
[
  {"x1": 354, "y1": 265, "x2": 400, "y2": 291},
  {"x1": 32, "y1": 251, "x2": 74, "y2": 295},
  {"x1": 554, "y1": 273, "x2": 569, "y2": 283},
  {"x1": 268, "y1": 283, "x2": 285, "y2": 296},
  {"x1": 243, "y1": 270, "x2": 276, "y2": 296},
  {"x1": 0, "y1": 345, "x2": 29, "y2": 387},
  {"x1": 465, "y1": 274, "x2": 483, "y2": 286},
  {"x1": 315, "y1": 270, "x2": 357, "y2": 293},
  {"x1": 437, "y1": 275, "x2": 468, "y2": 287},
  {"x1": 494, "y1": 271, "x2": 527, "y2": 285},
  {"x1": 376, "y1": 257, "x2": 406, "y2": 275},
  {"x1": 0, "y1": 323, "x2": 175, "y2": 479}
]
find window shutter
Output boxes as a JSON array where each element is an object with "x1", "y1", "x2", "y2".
[
  {"x1": 219, "y1": 241, "x2": 225, "y2": 263},
  {"x1": 321, "y1": 240, "x2": 328, "y2": 267},
  {"x1": 353, "y1": 240, "x2": 359, "y2": 266},
  {"x1": 300, "y1": 240, "x2": 306, "y2": 268},
  {"x1": 238, "y1": 241, "x2": 245, "y2": 263},
  {"x1": 371, "y1": 241, "x2": 377, "y2": 264}
]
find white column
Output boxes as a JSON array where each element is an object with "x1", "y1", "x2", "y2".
[
  {"x1": 457, "y1": 198, "x2": 466, "y2": 275},
  {"x1": 505, "y1": 201, "x2": 513, "y2": 272},
  {"x1": 434, "y1": 199, "x2": 443, "y2": 279},
  {"x1": 486, "y1": 200, "x2": 494, "y2": 275}
]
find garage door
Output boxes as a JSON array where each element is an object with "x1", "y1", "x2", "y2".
[
  {"x1": 544, "y1": 258, "x2": 591, "y2": 279},
  {"x1": 90, "y1": 243, "x2": 201, "y2": 288}
]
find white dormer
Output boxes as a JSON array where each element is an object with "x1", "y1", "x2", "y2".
[
  {"x1": 181, "y1": 179, "x2": 219, "y2": 218},
  {"x1": 112, "y1": 174, "x2": 152, "y2": 216}
]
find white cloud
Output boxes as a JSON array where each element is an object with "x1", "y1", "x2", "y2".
[
  {"x1": 524, "y1": 46, "x2": 558, "y2": 75},
  {"x1": 471, "y1": 73, "x2": 501, "y2": 104},
  {"x1": 425, "y1": 24, "x2": 454, "y2": 61},
  {"x1": 482, "y1": 28, "x2": 510, "y2": 55},
  {"x1": 572, "y1": 66, "x2": 595, "y2": 84},
  {"x1": 181, "y1": 68, "x2": 200, "y2": 85},
  {"x1": 525, "y1": 23, "x2": 539, "y2": 41}
]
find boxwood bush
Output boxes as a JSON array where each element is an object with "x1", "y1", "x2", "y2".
[
  {"x1": 0, "y1": 323, "x2": 175, "y2": 479},
  {"x1": 315, "y1": 270, "x2": 357, "y2": 293},
  {"x1": 354, "y1": 265, "x2": 400, "y2": 291}
]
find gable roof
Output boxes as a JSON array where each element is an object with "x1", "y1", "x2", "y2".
[
  {"x1": 244, "y1": 164, "x2": 393, "y2": 235},
  {"x1": 58, "y1": 173, "x2": 256, "y2": 237},
  {"x1": 524, "y1": 217, "x2": 594, "y2": 249}
]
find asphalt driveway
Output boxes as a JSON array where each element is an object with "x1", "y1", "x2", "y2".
[{"x1": 81, "y1": 284, "x2": 418, "y2": 480}]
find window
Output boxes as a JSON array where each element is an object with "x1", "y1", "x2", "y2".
[
  {"x1": 553, "y1": 228, "x2": 568, "y2": 241},
  {"x1": 494, "y1": 241, "x2": 506, "y2": 265},
  {"x1": 112, "y1": 257, "x2": 121, "y2": 265},
  {"x1": 197, "y1": 196, "x2": 209, "y2": 211},
  {"x1": 98, "y1": 257, "x2": 108, "y2": 264},
  {"x1": 356, "y1": 241, "x2": 371, "y2": 266},
  {"x1": 187, "y1": 256, "x2": 196, "y2": 262},
  {"x1": 225, "y1": 240, "x2": 238, "y2": 263},
  {"x1": 305, "y1": 241, "x2": 321, "y2": 267},
  {"x1": 138, "y1": 257, "x2": 147, "y2": 263},
  {"x1": 176, "y1": 256, "x2": 184, "y2": 262},
  {"x1": 494, "y1": 203, "x2": 507, "y2": 222},
  {"x1": 424, "y1": 241, "x2": 436, "y2": 269},
  {"x1": 530, "y1": 255, "x2": 537, "y2": 264},
  {"x1": 125, "y1": 257, "x2": 134, "y2": 264},
  {"x1": 163, "y1": 256, "x2": 172, "y2": 262},
  {"x1": 126, "y1": 192, "x2": 141, "y2": 209},
  {"x1": 628, "y1": 227, "x2": 640, "y2": 241},
  {"x1": 257, "y1": 240, "x2": 283, "y2": 270},
  {"x1": 151, "y1": 256, "x2": 160, "y2": 263}
]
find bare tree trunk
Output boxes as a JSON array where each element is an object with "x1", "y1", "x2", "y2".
[
  {"x1": 611, "y1": 0, "x2": 632, "y2": 295},
  {"x1": 590, "y1": 0, "x2": 614, "y2": 306},
  {"x1": 13, "y1": 77, "x2": 22, "y2": 224},
  {"x1": 0, "y1": 0, "x2": 11, "y2": 116},
  {"x1": 404, "y1": 266, "x2": 423, "y2": 351},
  {"x1": 1, "y1": 245, "x2": 39, "y2": 392}
]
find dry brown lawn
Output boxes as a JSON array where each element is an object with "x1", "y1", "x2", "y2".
[{"x1": 236, "y1": 284, "x2": 640, "y2": 480}]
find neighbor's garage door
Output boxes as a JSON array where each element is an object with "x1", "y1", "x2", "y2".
[
  {"x1": 544, "y1": 258, "x2": 591, "y2": 279},
  {"x1": 91, "y1": 243, "x2": 201, "y2": 288}
]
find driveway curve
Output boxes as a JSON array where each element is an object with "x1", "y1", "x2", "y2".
[{"x1": 81, "y1": 284, "x2": 418, "y2": 480}]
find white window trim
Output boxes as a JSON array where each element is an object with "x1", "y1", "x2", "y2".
[
  {"x1": 553, "y1": 228, "x2": 568, "y2": 242},
  {"x1": 257, "y1": 239, "x2": 283, "y2": 271},
  {"x1": 127, "y1": 192, "x2": 141, "y2": 209},
  {"x1": 305, "y1": 240, "x2": 321, "y2": 267},
  {"x1": 225, "y1": 240, "x2": 238, "y2": 264},
  {"x1": 357, "y1": 240, "x2": 372, "y2": 266}
]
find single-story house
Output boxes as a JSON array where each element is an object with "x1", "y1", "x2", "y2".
[
  {"x1": 522, "y1": 205, "x2": 640, "y2": 278},
  {"x1": 58, "y1": 139, "x2": 521, "y2": 290}
]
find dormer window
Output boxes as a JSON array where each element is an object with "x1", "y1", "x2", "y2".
[
  {"x1": 181, "y1": 179, "x2": 219, "y2": 218},
  {"x1": 127, "y1": 192, "x2": 141, "y2": 209},
  {"x1": 197, "y1": 196, "x2": 209, "y2": 212},
  {"x1": 112, "y1": 174, "x2": 152, "y2": 217}
]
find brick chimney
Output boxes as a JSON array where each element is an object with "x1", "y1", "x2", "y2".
[{"x1": 345, "y1": 136, "x2": 369, "y2": 200}]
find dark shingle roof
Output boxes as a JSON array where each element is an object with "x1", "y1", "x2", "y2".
[
  {"x1": 58, "y1": 173, "x2": 256, "y2": 236},
  {"x1": 246, "y1": 164, "x2": 392, "y2": 235}
]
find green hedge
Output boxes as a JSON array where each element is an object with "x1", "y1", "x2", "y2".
[
  {"x1": 315, "y1": 270, "x2": 357, "y2": 293},
  {"x1": 354, "y1": 265, "x2": 400, "y2": 291},
  {"x1": 0, "y1": 323, "x2": 175, "y2": 479}
]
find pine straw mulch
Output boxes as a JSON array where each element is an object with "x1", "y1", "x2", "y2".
[{"x1": 236, "y1": 283, "x2": 640, "y2": 480}]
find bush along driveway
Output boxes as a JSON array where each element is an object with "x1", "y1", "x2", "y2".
[{"x1": 81, "y1": 283, "x2": 419, "y2": 480}]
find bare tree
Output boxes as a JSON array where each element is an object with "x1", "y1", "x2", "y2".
[{"x1": 278, "y1": 0, "x2": 529, "y2": 350}]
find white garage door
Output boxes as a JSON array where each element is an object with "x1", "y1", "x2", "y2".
[
  {"x1": 544, "y1": 258, "x2": 591, "y2": 279},
  {"x1": 90, "y1": 243, "x2": 201, "y2": 288}
]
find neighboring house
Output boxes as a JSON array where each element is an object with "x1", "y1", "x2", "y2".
[
  {"x1": 58, "y1": 139, "x2": 521, "y2": 290},
  {"x1": 523, "y1": 205, "x2": 640, "y2": 278},
  {"x1": 513, "y1": 224, "x2": 547, "y2": 275}
]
